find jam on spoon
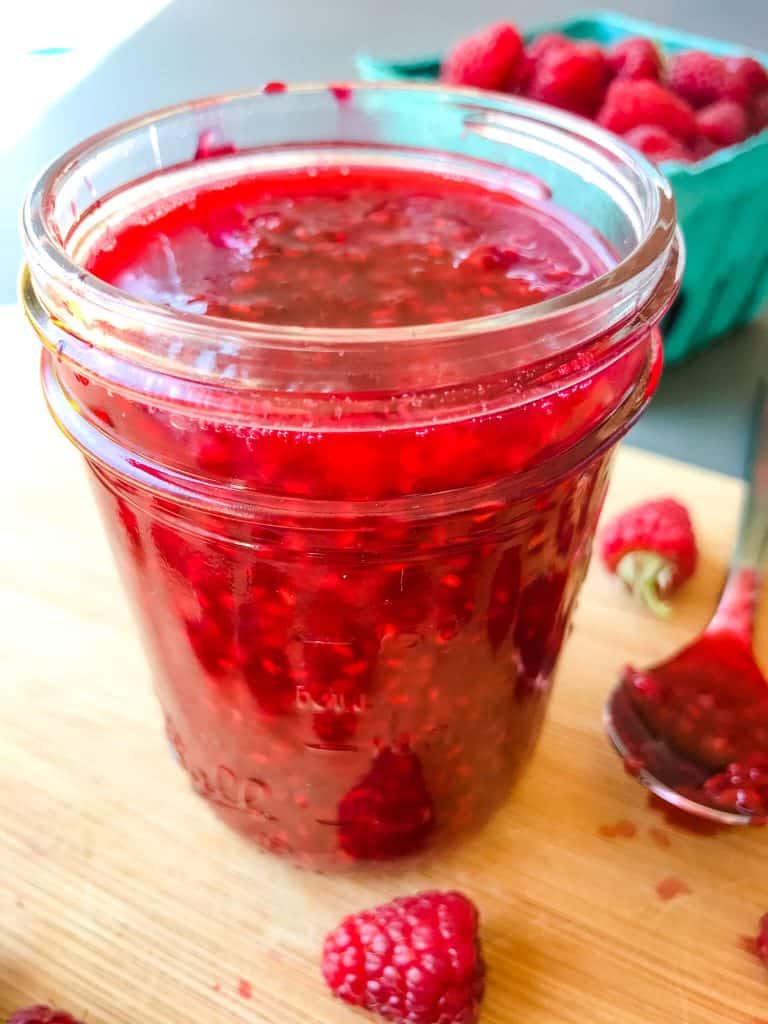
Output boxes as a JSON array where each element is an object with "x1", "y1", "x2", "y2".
[{"x1": 605, "y1": 383, "x2": 768, "y2": 824}]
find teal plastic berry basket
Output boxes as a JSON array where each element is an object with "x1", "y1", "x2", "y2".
[{"x1": 357, "y1": 11, "x2": 768, "y2": 365}]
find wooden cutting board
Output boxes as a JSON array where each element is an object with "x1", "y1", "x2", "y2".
[{"x1": 1, "y1": 303, "x2": 767, "y2": 1024}]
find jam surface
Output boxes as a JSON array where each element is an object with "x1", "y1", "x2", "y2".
[
  {"x1": 86, "y1": 164, "x2": 607, "y2": 328},
  {"x1": 63, "y1": 157, "x2": 656, "y2": 868}
]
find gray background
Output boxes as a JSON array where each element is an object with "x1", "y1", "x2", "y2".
[{"x1": 5, "y1": 0, "x2": 767, "y2": 475}]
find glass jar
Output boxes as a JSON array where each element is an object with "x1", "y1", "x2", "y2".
[{"x1": 21, "y1": 83, "x2": 682, "y2": 870}]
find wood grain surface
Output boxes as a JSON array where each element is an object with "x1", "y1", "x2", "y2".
[{"x1": 1, "y1": 304, "x2": 766, "y2": 1024}]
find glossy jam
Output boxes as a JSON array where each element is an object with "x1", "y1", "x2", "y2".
[
  {"x1": 621, "y1": 568, "x2": 768, "y2": 819},
  {"x1": 57, "y1": 158, "x2": 658, "y2": 868},
  {"x1": 86, "y1": 165, "x2": 607, "y2": 329}
]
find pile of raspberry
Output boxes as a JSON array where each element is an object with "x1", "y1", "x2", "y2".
[{"x1": 441, "y1": 22, "x2": 768, "y2": 163}]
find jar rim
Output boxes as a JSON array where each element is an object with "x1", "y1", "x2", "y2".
[{"x1": 21, "y1": 81, "x2": 681, "y2": 388}]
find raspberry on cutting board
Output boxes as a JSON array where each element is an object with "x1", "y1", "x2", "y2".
[
  {"x1": 441, "y1": 22, "x2": 523, "y2": 91},
  {"x1": 322, "y1": 890, "x2": 485, "y2": 1024},
  {"x1": 8, "y1": 1010, "x2": 83, "y2": 1024},
  {"x1": 600, "y1": 497, "x2": 697, "y2": 616}
]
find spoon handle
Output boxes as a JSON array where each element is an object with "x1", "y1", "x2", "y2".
[{"x1": 708, "y1": 381, "x2": 768, "y2": 642}]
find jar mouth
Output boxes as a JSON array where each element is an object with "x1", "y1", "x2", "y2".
[{"x1": 21, "y1": 81, "x2": 681, "y2": 389}]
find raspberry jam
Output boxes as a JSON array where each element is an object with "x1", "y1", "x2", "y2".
[
  {"x1": 22, "y1": 85, "x2": 681, "y2": 869},
  {"x1": 86, "y1": 165, "x2": 608, "y2": 329},
  {"x1": 619, "y1": 569, "x2": 768, "y2": 820}
]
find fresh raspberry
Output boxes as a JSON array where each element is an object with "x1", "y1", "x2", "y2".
[
  {"x1": 600, "y1": 498, "x2": 697, "y2": 615},
  {"x1": 607, "y1": 37, "x2": 663, "y2": 81},
  {"x1": 622, "y1": 125, "x2": 690, "y2": 162},
  {"x1": 525, "y1": 40, "x2": 609, "y2": 116},
  {"x1": 337, "y1": 746, "x2": 434, "y2": 860},
  {"x1": 441, "y1": 22, "x2": 524, "y2": 91},
  {"x1": 322, "y1": 890, "x2": 485, "y2": 1024},
  {"x1": 667, "y1": 50, "x2": 726, "y2": 108},
  {"x1": 527, "y1": 33, "x2": 570, "y2": 62},
  {"x1": 598, "y1": 79, "x2": 697, "y2": 141},
  {"x1": 695, "y1": 100, "x2": 749, "y2": 147},
  {"x1": 9, "y1": 1010, "x2": 84, "y2": 1024},
  {"x1": 517, "y1": 33, "x2": 564, "y2": 85},
  {"x1": 756, "y1": 913, "x2": 768, "y2": 966},
  {"x1": 702, "y1": 752, "x2": 768, "y2": 816},
  {"x1": 721, "y1": 56, "x2": 768, "y2": 105}
]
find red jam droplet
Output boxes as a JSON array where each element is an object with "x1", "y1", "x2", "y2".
[
  {"x1": 598, "y1": 819, "x2": 637, "y2": 838},
  {"x1": 648, "y1": 826, "x2": 671, "y2": 848},
  {"x1": 655, "y1": 876, "x2": 691, "y2": 901}
]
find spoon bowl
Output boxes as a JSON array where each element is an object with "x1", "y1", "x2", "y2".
[
  {"x1": 604, "y1": 384, "x2": 768, "y2": 825},
  {"x1": 604, "y1": 680, "x2": 755, "y2": 827}
]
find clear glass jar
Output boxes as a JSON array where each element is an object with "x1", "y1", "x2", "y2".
[{"x1": 20, "y1": 83, "x2": 682, "y2": 870}]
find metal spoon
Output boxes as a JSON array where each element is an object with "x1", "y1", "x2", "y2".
[{"x1": 604, "y1": 383, "x2": 768, "y2": 825}]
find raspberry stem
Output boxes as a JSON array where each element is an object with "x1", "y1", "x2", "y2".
[{"x1": 617, "y1": 551, "x2": 673, "y2": 617}]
